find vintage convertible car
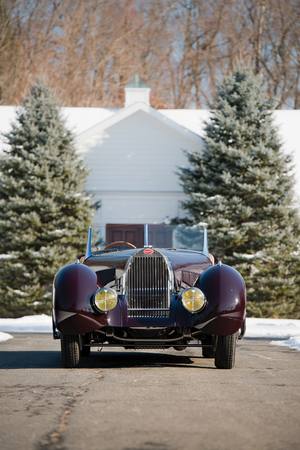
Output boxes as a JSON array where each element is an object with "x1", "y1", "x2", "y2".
[{"x1": 52, "y1": 224, "x2": 246, "y2": 369}]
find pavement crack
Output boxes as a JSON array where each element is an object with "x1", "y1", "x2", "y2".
[{"x1": 37, "y1": 370, "x2": 102, "y2": 450}]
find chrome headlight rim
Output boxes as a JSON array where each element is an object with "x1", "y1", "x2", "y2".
[
  {"x1": 181, "y1": 287, "x2": 206, "y2": 313},
  {"x1": 93, "y1": 287, "x2": 118, "y2": 313}
]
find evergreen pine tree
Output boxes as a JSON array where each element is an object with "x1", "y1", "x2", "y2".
[
  {"x1": 0, "y1": 81, "x2": 96, "y2": 317},
  {"x1": 178, "y1": 64, "x2": 300, "y2": 318}
]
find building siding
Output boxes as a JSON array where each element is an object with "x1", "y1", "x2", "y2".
[
  {"x1": 79, "y1": 110, "x2": 202, "y2": 193},
  {"x1": 78, "y1": 110, "x2": 203, "y2": 226}
]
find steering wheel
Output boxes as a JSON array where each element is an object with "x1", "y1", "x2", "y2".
[{"x1": 103, "y1": 241, "x2": 136, "y2": 250}]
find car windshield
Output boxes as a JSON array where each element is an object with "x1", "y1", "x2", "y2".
[{"x1": 93, "y1": 224, "x2": 205, "y2": 252}]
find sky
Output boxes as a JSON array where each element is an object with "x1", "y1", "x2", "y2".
[{"x1": 0, "y1": 316, "x2": 300, "y2": 351}]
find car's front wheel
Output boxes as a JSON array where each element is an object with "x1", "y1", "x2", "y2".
[
  {"x1": 215, "y1": 333, "x2": 237, "y2": 369},
  {"x1": 61, "y1": 333, "x2": 81, "y2": 368}
]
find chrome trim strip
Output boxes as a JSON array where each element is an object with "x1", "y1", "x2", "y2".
[
  {"x1": 144, "y1": 224, "x2": 148, "y2": 246},
  {"x1": 202, "y1": 228, "x2": 210, "y2": 259},
  {"x1": 84, "y1": 226, "x2": 93, "y2": 261},
  {"x1": 128, "y1": 308, "x2": 170, "y2": 311}
]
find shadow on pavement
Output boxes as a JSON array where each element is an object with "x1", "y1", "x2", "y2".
[
  {"x1": 0, "y1": 351, "x2": 62, "y2": 369},
  {"x1": 0, "y1": 349, "x2": 215, "y2": 370},
  {"x1": 82, "y1": 350, "x2": 215, "y2": 369}
]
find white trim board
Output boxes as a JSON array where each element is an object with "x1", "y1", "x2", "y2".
[{"x1": 77, "y1": 102, "x2": 204, "y2": 146}]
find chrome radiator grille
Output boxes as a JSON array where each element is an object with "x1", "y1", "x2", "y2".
[{"x1": 126, "y1": 249, "x2": 170, "y2": 317}]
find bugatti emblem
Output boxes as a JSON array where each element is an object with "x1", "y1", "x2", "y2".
[{"x1": 143, "y1": 248, "x2": 154, "y2": 255}]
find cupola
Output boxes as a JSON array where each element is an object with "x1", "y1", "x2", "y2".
[{"x1": 124, "y1": 74, "x2": 151, "y2": 107}]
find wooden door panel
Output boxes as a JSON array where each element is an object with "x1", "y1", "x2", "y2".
[
  {"x1": 106, "y1": 224, "x2": 144, "y2": 248},
  {"x1": 106, "y1": 224, "x2": 172, "y2": 249}
]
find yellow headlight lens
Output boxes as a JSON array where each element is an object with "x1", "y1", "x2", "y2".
[
  {"x1": 94, "y1": 288, "x2": 118, "y2": 312},
  {"x1": 182, "y1": 287, "x2": 205, "y2": 312}
]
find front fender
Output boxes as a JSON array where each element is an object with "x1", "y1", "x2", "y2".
[
  {"x1": 53, "y1": 263, "x2": 101, "y2": 335},
  {"x1": 197, "y1": 263, "x2": 246, "y2": 336}
]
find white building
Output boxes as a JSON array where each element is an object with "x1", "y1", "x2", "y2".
[{"x1": 1, "y1": 74, "x2": 300, "y2": 239}]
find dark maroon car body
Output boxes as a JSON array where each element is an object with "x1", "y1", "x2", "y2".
[{"x1": 52, "y1": 225, "x2": 246, "y2": 369}]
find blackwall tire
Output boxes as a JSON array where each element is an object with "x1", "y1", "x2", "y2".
[
  {"x1": 215, "y1": 333, "x2": 237, "y2": 369},
  {"x1": 61, "y1": 334, "x2": 81, "y2": 368},
  {"x1": 202, "y1": 347, "x2": 215, "y2": 358}
]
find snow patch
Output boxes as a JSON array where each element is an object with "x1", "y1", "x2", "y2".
[
  {"x1": 0, "y1": 314, "x2": 52, "y2": 333},
  {"x1": 246, "y1": 318, "x2": 300, "y2": 339},
  {"x1": 0, "y1": 331, "x2": 13, "y2": 342},
  {"x1": 65, "y1": 193, "x2": 81, "y2": 199},
  {"x1": 0, "y1": 254, "x2": 13, "y2": 259},
  {"x1": 270, "y1": 336, "x2": 300, "y2": 351},
  {"x1": 207, "y1": 195, "x2": 221, "y2": 200},
  {"x1": 49, "y1": 229, "x2": 65, "y2": 235},
  {"x1": 32, "y1": 247, "x2": 48, "y2": 256},
  {"x1": 239, "y1": 251, "x2": 263, "y2": 260},
  {"x1": 13, "y1": 289, "x2": 27, "y2": 296}
]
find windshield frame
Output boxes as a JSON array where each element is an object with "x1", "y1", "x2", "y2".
[{"x1": 85, "y1": 224, "x2": 209, "y2": 260}]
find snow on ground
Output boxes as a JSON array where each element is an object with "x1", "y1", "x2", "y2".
[
  {"x1": 0, "y1": 331, "x2": 13, "y2": 341},
  {"x1": 270, "y1": 336, "x2": 300, "y2": 351},
  {"x1": 0, "y1": 314, "x2": 52, "y2": 336},
  {"x1": 0, "y1": 315, "x2": 300, "y2": 350},
  {"x1": 245, "y1": 318, "x2": 300, "y2": 339},
  {"x1": 247, "y1": 318, "x2": 300, "y2": 351}
]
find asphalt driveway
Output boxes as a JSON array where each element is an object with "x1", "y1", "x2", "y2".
[{"x1": 0, "y1": 334, "x2": 299, "y2": 450}]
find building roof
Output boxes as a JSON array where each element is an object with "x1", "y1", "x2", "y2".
[
  {"x1": 125, "y1": 74, "x2": 150, "y2": 89},
  {"x1": 0, "y1": 105, "x2": 299, "y2": 151},
  {"x1": 76, "y1": 102, "x2": 204, "y2": 147},
  {"x1": 0, "y1": 106, "x2": 118, "y2": 149}
]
